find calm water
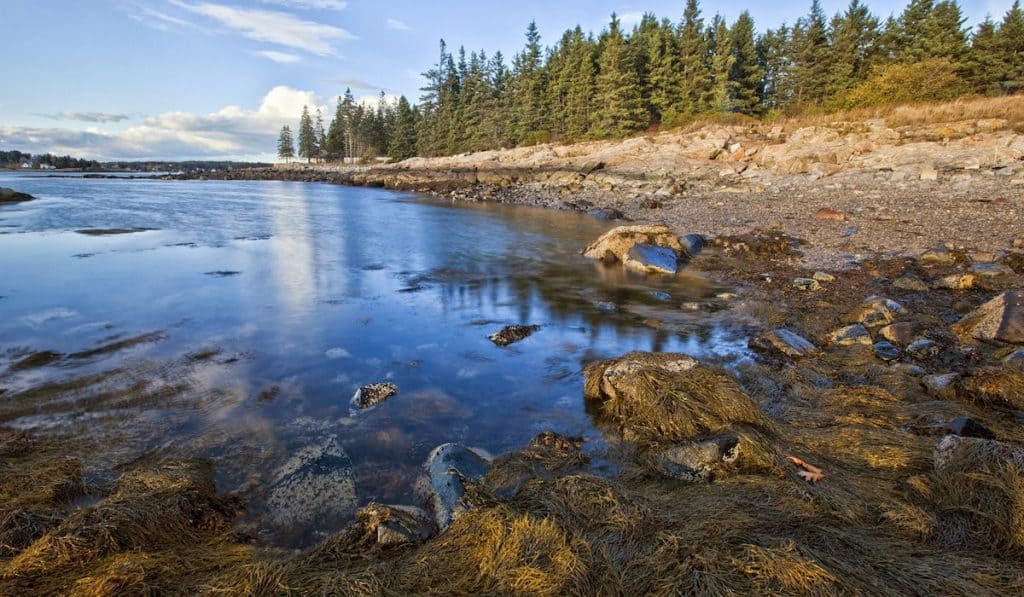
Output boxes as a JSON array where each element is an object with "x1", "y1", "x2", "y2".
[{"x1": 0, "y1": 172, "x2": 750, "y2": 545}]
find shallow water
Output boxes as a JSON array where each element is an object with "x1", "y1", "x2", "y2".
[{"x1": 0, "y1": 172, "x2": 751, "y2": 546}]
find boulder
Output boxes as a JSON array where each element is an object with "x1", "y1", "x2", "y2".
[
  {"x1": 352, "y1": 383, "x2": 398, "y2": 409},
  {"x1": 646, "y1": 435, "x2": 741, "y2": 482},
  {"x1": 264, "y1": 437, "x2": 357, "y2": 537},
  {"x1": 582, "y1": 225, "x2": 685, "y2": 264},
  {"x1": 953, "y1": 290, "x2": 1024, "y2": 344},
  {"x1": 624, "y1": 244, "x2": 679, "y2": 275},
  {"x1": 489, "y1": 324, "x2": 541, "y2": 346},
  {"x1": 828, "y1": 324, "x2": 872, "y2": 347},
  {"x1": 970, "y1": 263, "x2": 1014, "y2": 279},
  {"x1": 749, "y1": 328, "x2": 819, "y2": 359},
  {"x1": 0, "y1": 187, "x2": 34, "y2": 204},
  {"x1": 420, "y1": 443, "x2": 489, "y2": 530},
  {"x1": 932, "y1": 274, "x2": 975, "y2": 291}
]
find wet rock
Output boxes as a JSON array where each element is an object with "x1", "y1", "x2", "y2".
[
  {"x1": 946, "y1": 417, "x2": 995, "y2": 440},
  {"x1": 932, "y1": 274, "x2": 975, "y2": 291},
  {"x1": 647, "y1": 435, "x2": 741, "y2": 482},
  {"x1": 958, "y1": 368, "x2": 1024, "y2": 409},
  {"x1": 1004, "y1": 349, "x2": 1024, "y2": 371},
  {"x1": 649, "y1": 290, "x2": 672, "y2": 302},
  {"x1": 750, "y1": 328, "x2": 819, "y2": 358},
  {"x1": 265, "y1": 437, "x2": 357, "y2": 536},
  {"x1": 488, "y1": 324, "x2": 541, "y2": 346},
  {"x1": 793, "y1": 278, "x2": 821, "y2": 291},
  {"x1": 681, "y1": 233, "x2": 705, "y2": 257},
  {"x1": 352, "y1": 383, "x2": 399, "y2": 409},
  {"x1": 845, "y1": 296, "x2": 905, "y2": 328},
  {"x1": 594, "y1": 301, "x2": 617, "y2": 314},
  {"x1": 356, "y1": 503, "x2": 435, "y2": 546},
  {"x1": 922, "y1": 373, "x2": 960, "y2": 399},
  {"x1": 829, "y1": 324, "x2": 872, "y2": 347},
  {"x1": 582, "y1": 225, "x2": 684, "y2": 264},
  {"x1": 420, "y1": 443, "x2": 490, "y2": 530},
  {"x1": 893, "y1": 275, "x2": 930, "y2": 292},
  {"x1": 624, "y1": 244, "x2": 679, "y2": 275},
  {"x1": 873, "y1": 341, "x2": 901, "y2": 361},
  {"x1": 813, "y1": 271, "x2": 836, "y2": 283},
  {"x1": 906, "y1": 338, "x2": 940, "y2": 360},
  {"x1": 0, "y1": 187, "x2": 34, "y2": 204},
  {"x1": 880, "y1": 322, "x2": 916, "y2": 346},
  {"x1": 587, "y1": 207, "x2": 624, "y2": 220},
  {"x1": 953, "y1": 290, "x2": 1024, "y2": 344}
]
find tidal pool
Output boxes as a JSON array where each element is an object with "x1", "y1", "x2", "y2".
[{"x1": 0, "y1": 172, "x2": 752, "y2": 546}]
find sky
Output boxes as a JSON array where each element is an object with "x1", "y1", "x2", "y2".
[{"x1": 1, "y1": 0, "x2": 1015, "y2": 162}]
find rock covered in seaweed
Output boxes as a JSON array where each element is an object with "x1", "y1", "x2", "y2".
[
  {"x1": 488, "y1": 324, "x2": 540, "y2": 346},
  {"x1": 352, "y1": 382, "x2": 399, "y2": 409}
]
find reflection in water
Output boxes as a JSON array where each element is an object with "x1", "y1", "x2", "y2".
[{"x1": 0, "y1": 173, "x2": 752, "y2": 547}]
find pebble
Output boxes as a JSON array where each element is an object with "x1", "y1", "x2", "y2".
[
  {"x1": 873, "y1": 340, "x2": 901, "y2": 361},
  {"x1": 794, "y1": 278, "x2": 821, "y2": 291},
  {"x1": 829, "y1": 324, "x2": 872, "y2": 347},
  {"x1": 892, "y1": 275, "x2": 930, "y2": 292},
  {"x1": 932, "y1": 274, "x2": 975, "y2": 290},
  {"x1": 812, "y1": 272, "x2": 836, "y2": 283},
  {"x1": 906, "y1": 338, "x2": 940, "y2": 360}
]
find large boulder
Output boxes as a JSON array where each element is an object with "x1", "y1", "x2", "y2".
[
  {"x1": 953, "y1": 290, "x2": 1024, "y2": 344},
  {"x1": 0, "y1": 187, "x2": 34, "y2": 204},
  {"x1": 264, "y1": 436, "x2": 357, "y2": 540},
  {"x1": 419, "y1": 443, "x2": 490, "y2": 530},
  {"x1": 582, "y1": 225, "x2": 686, "y2": 264},
  {"x1": 583, "y1": 352, "x2": 776, "y2": 471},
  {"x1": 624, "y1": 244, "x2": 679, "y2": 275}
]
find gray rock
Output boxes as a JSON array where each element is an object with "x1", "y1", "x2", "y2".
[
  {"x1": 682, "y1": 233, "x2": 705, "y2": 257},
  {"x1": 847, "y1": 296, "x2": 905, "y2": 328},
  {"x1": 879, "y1": 322, "x2": 915, "y2": 346},
  {"x1": 953, "y1": 290, "x2": 1024, "y2": 344},
  {"x1": 1004, "y1": 349, "x2": 1024, "y2": 371},
  {"x1": 352, "y1": 382, "x2": 398, "y2": 409},
  {"x1": 624, "y1": 244, "x2": 679, "y2": 275},
  {"x1": 922, "y1": 373, "x2": 960, "y2": 399},
  {"x1": 893, "y1": 275, "x2": 930, "y2": 292},
  {"x1": 793, "y1": 277, "x2": 821, "y2": 291},
  {"x1": 829, "y1": 324, "x2": 872, "y2": 347},
  {"x1": 947, "y1": 417, "x2": 995, "y2": 440},
  {"x1": 873, "y1": 340, "x2": 901, "y2": 361},
  {"x1": 970, "y1": 263, "x2": 1014, "y2": 278},
  {"x1": 750, "y1": 328, "x2": 819, "y2": 358},
  {"x1": 421, "y1": 443, "x2": 489, "y2": 530},
  {"x1": 265, "y1": 436, "x2": 357, "y2": 536},
  {"x1": 357, "y1": 503, "x2": 435, "y2": 546},
  {"x1": 489, "y1": 324, "x2": 541, "y2": 346},
  {"x1": 907, "y1": 338, "x2": 940, "y2": 360},
  {"x1": 649, "y1": 290, "x2": 672, "y2": 302},
  {"x1": 648, "y1": 435, "x2": 740, "y2": 482}
]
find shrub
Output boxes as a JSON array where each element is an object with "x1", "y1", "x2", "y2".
[{"x1": 834, "y1": 59, "x2": 968, "y2": 110}]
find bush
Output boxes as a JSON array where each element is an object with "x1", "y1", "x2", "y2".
[{"x1": 834, "y1": 59, "x2": 968, "y2": 110}]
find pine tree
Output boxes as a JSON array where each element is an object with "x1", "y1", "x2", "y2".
[
  {"x1": 592, "y1": 14, "x2": 648, "y2": 138},
  {"x1": 707, "y1": 15, "x2": 735, "y2": 112},
  {"x1": 511, "y1": 22, "x2": 548, "y2": 144},
  {"x1": 729, "y1": 12, "x2": 764, "y2": 114},
  {"x1": 314, "y1": 108, "x2": 326, "y2": 162},
  {"x1": 827, "y1": 0, "x2": 880, "y2": 100},
  {"x1": 925, "y1": 1, "x2": 969, "y2": 63},
  {"x1": 758, "y1": 25, "x2": 792, "y2": 110},
  {"x1": 647, "y1": 18, "x2": 684, "y2": 125},
  {"x1": 276, "y1": 125, "x2": 294, "y2": 162},
  {"x1": 297, "y1": 105, "x2": 316, "y2": 163},
  {"x1": 790, "y1": 1, "x2": 832, "y2": 108},
  {"x1": 388, "y1": 96, "x2": 418, "y2": 160},
  {"x1": 966, "y1": 18, "x2": 1005, "y2": 93},
  {"x1": 999, "y1": 0, "x2": 1024, "y2": 93},
  {"x1": 676, "y1": 0, "x2": 711, "y2": 117}
]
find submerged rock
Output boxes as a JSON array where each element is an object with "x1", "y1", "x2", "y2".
[
  {"x1": 0, "y1": 187, "x2": 34, "y2": 204},
  {"x1": 582, "y1": 225, "x2": 684, "y2": 264},
  {"x1": 420, "y1": 443, "x2": 490, "y2": 530},
  {"x1": 265, "y1": 437, "x2": 357, "y2": 536},
  {"x1": 953, "y1": 290, "x2": 1024, "y2": 344},
  {"x1": 624, "y1": 244, "x2": 679, "y2": 275},
  {"x1": 352, "y1": 382, "x2": 399, "y2": 409},
  {"x1": 681, "y1": 233, "x2": 705, "y2": 257},
  {"x1": 488, "y1": 324, "x2": 541, "y2": 346},
  {"x1": 749, "y1": 328, "x2": 819, "y2": 359}
]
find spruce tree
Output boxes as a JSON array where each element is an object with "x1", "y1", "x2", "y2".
[
  {"x1": 388, "y1": 96, "x2": 418, "y2": 160},
  {"x1": 790, "y1": 1, "x2": 832, "y2": 108},
  {"x1": 966, "y1": 18, "x2": 1005, "y2": 93},
  {"x1": 592, "y1": 14, "x2": 648, "y2": 138},
  {"x1": 999, "y1": 0, "x2": 1024, "y2": 92},
  {"x1": 276, "y1": 125, "x2": 294, "y2": 162},
  {"x1": 297, "y1": 105, "x2": 316, "y2": 163},
  {"x1": 827, "y1": 0, "x2": 880, "y2": 100},
  {"x1": 314, "y1": 108, "x2": 326, "y2": 162},
  {"x1": 757, "y1": 25, "x2": 791, "y2": 111},
  {"x1": 729, "y1": 12, "x2": 764, "y2": 114},
  {"x1": 564, "y1": 29, "x2": 598, "y2": 140},
  {"x1": 647, "y1": 18, "x2": 684, "y2": 125},
  {"x1": 676, "y1": 0, "x2": 711, "y2": 117},
  {"x1": 511, "y1": 22, "x2": 547, "y2": 144},
  {"x1": 707, "y1": 15, "x2": 735, "y2": 112}
]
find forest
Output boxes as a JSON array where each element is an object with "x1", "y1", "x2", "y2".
[{"x1": 277, "y1": 0, "x2": 1024, "y2": 163}]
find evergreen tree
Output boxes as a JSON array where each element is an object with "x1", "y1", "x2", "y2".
[
  {"x1": 592, "y1": 14, "x2": 648, "y2": 138},
  {"x1": 966, "y1": 18, "x2": 1005, "y2": 93},
  {"x1": 999, "y1": 0, "x2": 1024, "y2": 92},
  {"x1": 789, "y1": 1, "x2": 832, "y2": 108},
  {"x1": 647, "y1": 18, "x2": 684, "y2": 125},
  {"x1": 729, "y1": 12, "x2": 764, "y2": 114},
  {"x1": 314, "y1": 108, "x2": 326, "y2": 162},
  {"x1": 512, "y1": 22, "x2": 548, "y2": 143},
  {"x1": 276, "y1": 125, "x2": 294, "y2": 162},
  {"x1": 389, "y1": 96, "x2": 418, "y2": 160},
  {"x1": 707, "y1": 15, "x2": 735, "y2": 112},
  {"x1": 827, "y1": 0, "x2": 880, "y2": 100},
  {"x1": 676, "y1": 0, "x2": 712, "y2": 117},
  {"x1": 926, "y1": 1, "x2": 969, "y2": 63},
  {"x1": 327, "y1": 89, "x2": 355, "y2": 160},
  {"x1": 297, "y1": 105, "x2": 316, "y2": 163},
  {"x1": 758, "y1": 25, "x2": 792, "y2": 110}
]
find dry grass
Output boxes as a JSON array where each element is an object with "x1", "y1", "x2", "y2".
[{"x1": 776, "y1": 94, "x2": 1024, "y2": 131}]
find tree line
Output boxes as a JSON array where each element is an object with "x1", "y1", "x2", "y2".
[
  {"x1": 0, "y1": 150, "x2": 100, "y2": 169},
  {"x1": 279, "y1": 0, "x2": 1024, "y2": 163}
]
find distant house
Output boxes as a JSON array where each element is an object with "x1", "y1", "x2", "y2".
[
  {"x1": 20, "y1": 160, "x2": 32, "y2": 169},
  {"x1": 38, "y1": 163, "x2": 55, "y2": 170}
]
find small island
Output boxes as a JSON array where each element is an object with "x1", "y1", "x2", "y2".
[{"x1": 0, "y1": 187, "x2": 34, "y2": 204}]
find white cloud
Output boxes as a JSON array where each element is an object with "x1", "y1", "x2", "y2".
[
  {"x1": 41, "y1": 112, "x2": 132, "y2": 123},
  {"x1": 386, "y1": 18, "x2": 410, "y2": 31},
  {"x1": 263, "y1": 0, "x2": 347, "y2": 9},
  {"x1": 255, "y1": 50, "x2": 302, "y2": 63},
  {"x1": 326, "y1": 77, "x2": 383, "y2": 91},
  {"x1": 0, "y1": 86, "x2": 325, "y2": 161},
  {"x1": 171, "y1": 1, "x2": 355, "y2": 56},
  {"x1": 125, "y1": 2, "x2": 200, "y2": 31}
]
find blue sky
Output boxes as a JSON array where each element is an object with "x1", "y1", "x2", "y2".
[{"x1": 1, "y1": 0, "x2": 1014, "y2": 161}]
